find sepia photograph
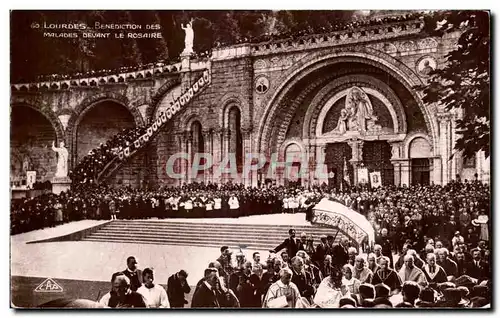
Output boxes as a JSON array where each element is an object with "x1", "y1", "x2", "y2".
[{"x1": 9, "y1": 9, "x2": 491, "y2": 309}]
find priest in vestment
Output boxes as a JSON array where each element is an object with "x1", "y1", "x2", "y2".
[
  {"x1": 422, "y1": 253, "x2": 448, "y2": 284},
  {"x1": 398, "y1": 255, "x2": 428, "y2": 287}
]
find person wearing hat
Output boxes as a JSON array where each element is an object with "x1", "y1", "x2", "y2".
[
  {"x1": 472, "y1": 214, "x2": 489, "y2": 243},
  {"x1": 452, "y1": 231, "x2": 465, "y2": 249}
]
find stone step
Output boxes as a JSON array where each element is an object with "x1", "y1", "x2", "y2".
[
  {"x1": 110, "y1": 220, "x2": 317, "y2": 228},
  {"x1": 81, "y1": 219, "x2": 346, "y2": 250},
  {"x1": 84, "y1": 231, "x2": 341, "y2": 244},
  {"x1": 100, "y1": 225, "x2": 336, "y2": 237}
]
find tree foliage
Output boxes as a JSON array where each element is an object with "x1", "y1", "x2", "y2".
[{"x1": 420, "y1": 10, "x2": 490, "y2": 159}]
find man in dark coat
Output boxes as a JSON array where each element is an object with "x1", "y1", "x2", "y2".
[
  {"x1": 376, "y1": 228, "x2": 394, "y2": 269},
  {"x1": 235, "y1": 261, "x2": 261, "y2": 308},
  {"x1": 314, "y1": 235, "x2": 328, "y2": 267},
  {"x1": 467, "y1": 248, "x2": 490, "y2": 282},
  {"x1": 290, "y1": 256, "x2": 315, "y2": 302},
  {"x1": 272, "y1": 229, "x2": 302, "y2": 258},
  {"x1": 122, "y1": 256, "x2": 142, "y2": 292},
  {"x1": 332, "y1": 237, "x2": 350, "y2": 267},
  {"x1": 167, "y1": 270, "x2": 191, "y2": 308},
  {"x1": 191, "y1": 268, "x2": 225, "y2": 308}
]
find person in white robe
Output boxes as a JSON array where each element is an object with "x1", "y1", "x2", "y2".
[
  {"x1": 263, "y1": 267, "x2": 302, "y2": 308},
  {"x1": 137, "y1": 268, "x2": 170, "y2": 308}
]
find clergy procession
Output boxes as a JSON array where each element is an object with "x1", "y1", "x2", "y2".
[{"x1": 96, "y1": 221, "x2": 490, "y2": 308}]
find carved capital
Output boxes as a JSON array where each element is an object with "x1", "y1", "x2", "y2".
[
  {"x1": 389, "y1": 141, "x2": 404, "y2": 160},
  {"x1": 437, "y1": 112, "x2": 453, "y2": 124},
  {"x1": 347, "y1": 138, "x2": 364, "y2": 162}
]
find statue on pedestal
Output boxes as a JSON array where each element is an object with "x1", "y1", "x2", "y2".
[
  {"x1": 51, "y1": 141, "x2": 69, "y2": 178},
  {"x1": 181, "y1": 20, "x2": 194, "y2": 55}
]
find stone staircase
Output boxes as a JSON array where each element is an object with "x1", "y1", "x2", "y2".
[{"x1": 81, "y1": 220, "x2": 344, "y2": 251}]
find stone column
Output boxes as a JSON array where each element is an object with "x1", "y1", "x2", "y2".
[
  {"x1": 177, "y1": 132, "x2": 187, "y2": 186},
  {"x1": 438, "y1": 113, "x2": 453, "y2": 185},
  {"x1": 315, "y1": 144, "x2": 328, "y2": 186},
  {"x1": 185, "y1": 131, "x2": 193, "y2": 184},
  {"x1": 241, "y1": 128, "x2": 253, "y2": 187},
  {"x1": 202, "y1": 129, "x2": 212, "y2": 184},
  {"x1": 433, "y1": 157, "x2": 442, "y2": 185},
  {"x1": 400, "y1": 160, "x2": 411, "y2": 186},
  {"x1": 221, "y1": 128, "x2": 231, "y2": 183},
  {"x1": 389, "y1": 141, "x2": 404, "y2": 186},
  {"x1": 211, "y1": 128, "x2": 224, "y2": 184},
  {"x1": 347, "y1": 139, "x2": 364, "y2": 185}
]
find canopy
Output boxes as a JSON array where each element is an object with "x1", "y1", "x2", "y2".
[{"x1": 311, "y1": 198, "x2": 375, "y2": 246}]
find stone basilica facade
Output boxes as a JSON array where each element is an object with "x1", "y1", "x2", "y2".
[{"x1": 10, "y1": 17, "x2": 490, "y2": 189}]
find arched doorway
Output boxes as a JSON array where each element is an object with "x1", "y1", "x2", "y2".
[
  {"x1": 284, "y1": 143, "x2": 303, "y2": 187},
  {"x1": 75, "y1": 101, "x2": 136, "y2": 162},
  {"x1": 11, "y1": 106, "x2": 58, "y2": 184},
  {"x1": 409, "y1": 137, "x2": 432, "y2": 185},
  {"x1": 256, "y1": 50, "x2": 437, "y2": 187}
]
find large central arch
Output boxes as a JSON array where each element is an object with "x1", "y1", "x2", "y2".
[{"x1": 257, "y1": 46, "x2": 437, "y2": 154}]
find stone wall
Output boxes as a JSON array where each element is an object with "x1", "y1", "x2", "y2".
[{"x1": 11, "y1": 106, "x2": 57, "y2": 183}]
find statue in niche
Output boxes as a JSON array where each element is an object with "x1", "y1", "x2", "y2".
[
  {"x1": 52, "y1": 140, "x2": 69, "y2": 178},
  {"x1": 328, "y1": 86, "x2": 383, "y2": 135}
]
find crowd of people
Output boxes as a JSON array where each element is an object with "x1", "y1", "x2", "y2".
[
  {"x1": 11, "y1": 180, "x2": 490, "y2": 260},
  {"x1": 69, "y1": 127, "x2": 147, "y2": 186},
  {"x1": 92, "y1": 224, "x2": 490, "y2": 308},
  {"x1": 215, "y1": 12, "x2": 423, "y2": 49}
]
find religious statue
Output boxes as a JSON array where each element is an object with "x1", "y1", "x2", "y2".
[
  {"x1": 332, "y1": 108, "x2": 348, "y2": 134},
  {"x1": 181, "y1": 20, "x2": 194, "y2": 55},
  {"x1": 327, "y1": 86, "x2": 383, "y2": 136},
  {"x1": 51, "y1": 141, "x2": 69, "y2": 178}
]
